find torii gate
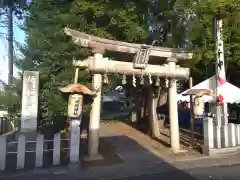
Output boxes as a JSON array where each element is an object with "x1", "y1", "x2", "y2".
[{"x1": 64, "y1": 27, "x2": 193, "y2": 159}]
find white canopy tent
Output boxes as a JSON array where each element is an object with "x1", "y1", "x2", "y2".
[{"x1": 177, "y1": 76, "x2": 240, "y2": 104}]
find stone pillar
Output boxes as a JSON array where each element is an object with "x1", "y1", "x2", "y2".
[
  {"x1": 221, "y1": 125, "x2": 229, "y2": 148},
  {"x1": 221, "y1": 104, "x2": 229, "y2": 148},
  {"x1": 69, "y1": 119, "x2": 81, "y2": 163},
  {"x1": 167, "y1": 59, "x2": 180, "y2": 153},
  {"x1": 86, "y1": 49, "x2": 104, "y2": 160},
  {"x1": 214, "y1": 101, "x2": 228, "y2": 149},
  {"x1": 21, "y1": 71, "x2": 39, "y2": 133},
  {"x1": 203, "y1": 117, "x2": 214, "y2": 155},
  {"x1": 236, "y1": 124, "x2": 240, "y2": 145},
  {"x1": 146, "y1": 86, "x2": 160, "y2": 138},
  {"x1": 213, "y1": 124, "x2": 221, "y2": 148},
  {"x1": 228, "y1": 123, "x2": 236, "y2": 147},
  {"x1": 210, "y1": 103, "x2": 221, "y2": 148},
  {"x1": 66, "y1": 93, "x2": 83, "y2": 164}
]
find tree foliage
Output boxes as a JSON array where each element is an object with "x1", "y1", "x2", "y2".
[
  {"x1": 173, "y1": 0, "x2": 240, "y2": 79},
  {"x1": 19, "y1": 0, "x2": 240, "y2": 122},
  {"x1": 0, "y1": 78, "x2": 22, "y2": 114},
  {"x1": 148, "y1": 0, "x2": 240, "y2": 82},
  {"x1": 0, "y1": 0, "x2": 27, "y2": 113},
  {"x1": 22, "y1": 0, "x2": 153, "y2": 121}
]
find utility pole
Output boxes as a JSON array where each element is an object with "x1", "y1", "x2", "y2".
[
  {"x1": 0, "y1": 1, "x2": 14, "y2": 86},
  {"x1": 214, "y1": 15, "x2": 228, "y2": 147},
  {"x1": 7, "y1": 3, "x2": 13, "y2": 86},
  {"x1": 189, "y1": 77, "x2": 194, "y2": 147}
]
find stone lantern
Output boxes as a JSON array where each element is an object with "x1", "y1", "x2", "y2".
[
  {"x1": 60, "y1": 83, "x2": 96, "y2": 120},
  {"x1": 183, "y1": 89, "x2": 216, "y2": 118},
  {"x1": 59, "y1": 83, "x2": 96, "y2": 163}
]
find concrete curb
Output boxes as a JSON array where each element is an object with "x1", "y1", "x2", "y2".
[{"x1": 173, "y1": 156, "x2": 240, "y2": 170}]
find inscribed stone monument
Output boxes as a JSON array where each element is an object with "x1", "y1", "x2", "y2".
[{"x1": 21, "y1": 71, "x2": 39, "y2": 132}]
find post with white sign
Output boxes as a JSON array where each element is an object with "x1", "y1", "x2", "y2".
[
  {"x1": 21, "y1": 71, "x2": 39, "y2": 133},
  {"x1": 68, "y1": 94, "x2": 83, "y2": 163}
]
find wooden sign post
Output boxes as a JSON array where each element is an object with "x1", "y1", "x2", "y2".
[{"x1": 21, "y1": 71, "x2": 39, "y2": 133}]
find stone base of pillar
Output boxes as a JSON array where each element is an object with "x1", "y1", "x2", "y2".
[
  {"x1": 202, "y1": 146, "x2": 210, "y2": 156},
  {"x1": 84, "y1": 153, "x2": 104, "y2": 161},
  {"x1": 172, "y1": 149, "x2": 188, "y2": 154},
  {"x1": 67, "y1": 162, "x2": 82, "y2": 171}
]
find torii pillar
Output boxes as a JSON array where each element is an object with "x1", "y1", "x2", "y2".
[
  {"x1": 86, "y1": 48, "x2": 104, "y2": 160},
  {"x1": 167, "y1": 58, "x2": 181, "y2": 153}
]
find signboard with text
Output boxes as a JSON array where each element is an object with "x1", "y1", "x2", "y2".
[
  {"x1": 68, "y1": 94, "x2": 83, "y2": 118},
  {"x1": 21, "y1": 71, "x2": 39, "y2": 132}
]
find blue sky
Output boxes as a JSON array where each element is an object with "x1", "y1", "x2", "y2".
[{"x1": 0, "y1": 15, "x2": 25, "y2": 84}]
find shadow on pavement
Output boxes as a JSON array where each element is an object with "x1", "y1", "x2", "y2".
[
  {"x1": 80, "y1": 134, "x2": 199, "y2": 180},
  {"x1": 0, "y1": 133, "x2": 231, "y2": 179}
]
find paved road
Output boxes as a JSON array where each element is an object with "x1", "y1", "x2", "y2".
[
  {"x1": 113, "y1": 164, "x2": 240, "y2": 180},
  {"x1": 2, "y1": 163, "x2": 240, "y2": 180}
]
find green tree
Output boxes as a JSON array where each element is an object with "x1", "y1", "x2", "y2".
[
  {"x1": 148, "y1": 0, "x2": 240, "y2": 83},
  {"x1": 0, "y1": 78, "x2": 22, "y2": 116},
  {"x1": 0, "y1": 0, "x2": 27, "y2": 116},
  {"x1": 22, "y1": 0, "x2": 152, "y2": 121},
  {"x1": 172, "y1": 0, "x2": 240, "y2": 81}
]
